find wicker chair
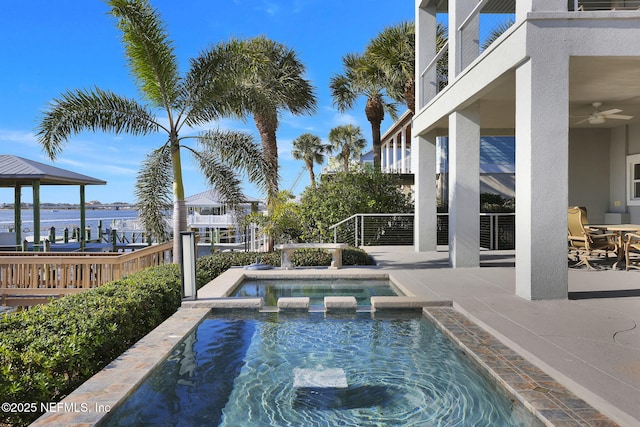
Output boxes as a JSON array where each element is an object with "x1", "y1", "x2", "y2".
[
  {"x1": 624, "y1": 233, "x2": 640, "y2": 270},
  {"x1": 567, "y1": 206, "x2": 617, "y2": 269}
]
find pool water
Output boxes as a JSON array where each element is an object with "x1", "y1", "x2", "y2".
[
  {"x1": 102, "y1": 312, "x2": 542, "y2": 427},
  {"x1": 231, "y1": 278, "x2": 400, "y2": 306}
]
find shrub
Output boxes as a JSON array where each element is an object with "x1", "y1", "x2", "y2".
[
  {"x1": 196, "y1": 251, "x2": 281, "y2": 288},
  {"x1": 291, "y1": 247, "x2": 375, "y2": 267},
  {"x1": 298, "y1": 171, "x2": 414, "y2": 242},
  {"x1": 0, "y1": 264, "x2": 182, "y2": 426},
  {"x1": 195, "y1": 247, "x2": 375, "y2": 287}
]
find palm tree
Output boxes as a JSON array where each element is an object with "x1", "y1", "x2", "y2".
[
  {"x1": 330, "y1": 53, "x2": 398, "y2": 171},
  {"x1": 232, "y1": 36, "x2": 317, "y2": 203},
  {"x1": 366, "y1": 21, "x2": 447, "y2": 113},
  {"x1": 328, "y1": 125, "x2": 367, "y2": 173},
  {"x1": 291, "y1": 133, "x2": 326, "y2": 187},
  {"x1": 35, "y1": 0, "x2": 274, "y2": 264}
]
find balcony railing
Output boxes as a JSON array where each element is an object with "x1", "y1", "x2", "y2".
[
  {"x1": 331, "y1": 213, "x2": 515, "y2": 250},
  {"x1": 419, "y1": 40, "x2": 448, "y2": 109},
  {"x1": 573, "y1": 1, "x2": 640, "y2": 11}
]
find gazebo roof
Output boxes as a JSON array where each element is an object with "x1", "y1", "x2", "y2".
[{"x1": 0, "y1": 155, "x2": 106, "y2": 187}]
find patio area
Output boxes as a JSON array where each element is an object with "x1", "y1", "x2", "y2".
[{"x1": 363, "y1": 246, "x2": 640, "y2": 426}]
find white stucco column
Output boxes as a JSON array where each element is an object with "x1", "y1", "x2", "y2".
[
  {"x1": 449, "y1": 104, "x2": 480, "y2": 267},
  {"x1": 401, "y1": 128, "x2": 407, "y2": 173},
  {"x1": 384, "y1": 143, "x2": 390, "y2": 172},
  {"x1": 515, "y1": 54, "x2": 569, "y2": 300},
  {"x1": 415, "y1": 1, "x2": 437, "y2": 108},
  {"x1": 414, "y1": 130, "x2": 437, "y2": 252},
  {"x1": 392, "y1": 136, "x2": 398, "y2": 172}
]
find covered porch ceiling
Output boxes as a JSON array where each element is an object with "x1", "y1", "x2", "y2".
[{"x1": 429, "y1": 56, "x2": 640, "y2": 132}]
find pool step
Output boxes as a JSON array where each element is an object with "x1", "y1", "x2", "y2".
[
  {"x1": 183, "y1": 296, "x2": 453, "y2": 312},
  {"x1": 324, "y1": 296, "x2": 358, "y2": 311},
  {"x1": 277, "y1": 297, "x2": 310, "y2": 311}
]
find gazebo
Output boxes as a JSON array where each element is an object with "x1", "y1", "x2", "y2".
[{"x1": 0, "y1": 155, "x2": 106, "y2": 251}]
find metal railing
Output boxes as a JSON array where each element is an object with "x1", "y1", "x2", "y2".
[
  {"x1": 331, "y1": 213, "x2": 516, "y2": 250},
  {"x1": 419, "y1": 41, "x2": 449, "y2": 109},
  {"x1": 331, "y1": 214, "x2": 414, "y2": 247},
  {"x1": 573, "y1": 1, "x2": 640, "y2": 11}
]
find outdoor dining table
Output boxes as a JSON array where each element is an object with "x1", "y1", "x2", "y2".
[{"x1": 589, "y1": 224, "x2": 640, "y2": 269}]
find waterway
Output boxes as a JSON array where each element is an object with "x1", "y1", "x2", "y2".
[{"x1": 0, "y1": 209, "x2": 138, "y2": 236}]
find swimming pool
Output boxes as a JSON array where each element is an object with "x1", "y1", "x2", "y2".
[
  {"x1": 102, "y1": 312, "x2": 542, "y2": 426},
  {"x1": 230, "y1": 277, "x2": 401, "y2": 306}
]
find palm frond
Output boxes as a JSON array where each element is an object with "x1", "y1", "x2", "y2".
[
  {"x1": 134, "y1": 147, "x2": 173, "y2": 241},
  {"x1": 197, "y1": 129, "x2": 278, "y2": 197},
  {"x1": 182, "y1": 38, "x2": 256, "y2": 126},
  {"x1": 224, "y1": 36, "x2": 317, "y2": 118},
  {"x1": 36, "y1": 87, "x2": 158, "y2": 159},
  {"x1": 365, "y1": 21, "x2": 415, "y2": 103},
  {"x1": 108, "y1": 0, "x2": 180, "y2": 109},
  {"x1": 291, "y1": 133, "x2": 326, "y2": 165},
  {"x1": 329, "y1": 73, "x2": 357, "y2": 112}
]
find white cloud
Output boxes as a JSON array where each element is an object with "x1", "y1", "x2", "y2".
[
  {"x1": 331, "y1": 112, "x2": 359, "y2": 127},
  {"x1": 263, "y1": 1, "x2": 280, "y2": 15},
  {"x1": 0, "y1": 129, "x2": 38, "y2": 146}
]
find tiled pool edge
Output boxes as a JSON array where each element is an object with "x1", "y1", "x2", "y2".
[{"x1": 423, "y1": 306, "x2": 619, "y2": 427}]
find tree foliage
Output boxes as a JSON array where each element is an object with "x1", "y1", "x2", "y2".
[
  {"x1": 327, "y1": 125, "x2": 367, "y2": 173},
  {"x1": 298, "y1": 172, "x2": 413, "y2": 241},
  {"x1": 291, "y1": 133, "x2": 326, "y2": 186}
]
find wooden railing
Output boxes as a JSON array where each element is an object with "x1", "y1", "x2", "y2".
[{"x1": 0, "y1": 242, "x2": 173, "y2": 306}]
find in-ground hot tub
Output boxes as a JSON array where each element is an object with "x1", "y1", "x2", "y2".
[{"x1": 230, "y1": 277, "x2": 402, "y2": 306}]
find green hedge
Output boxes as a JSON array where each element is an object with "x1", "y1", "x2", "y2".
[
  {"x1": 0, "y1": 264, "x2": 182, "y2": 427},
  {"x1": 195, "y1": 247, "x2": 375, "y2": 288}
]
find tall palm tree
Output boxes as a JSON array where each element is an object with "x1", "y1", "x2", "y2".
[
  {"x1": 232, "y1": 36, "x2": 317, "y2": 203},
  {"x1": 330, "y1": 53, "x2": 398, "y2": 171},
  {"x1": 35, "y1": 0, "x2": 274, "y2": 263},
  {"x1": 366, "y1": 21, "x2": 447, "y2": 113},
  {"x1": 291, "y1": 133, "x2": 326, "y2": 187},
  {"x1": 328, "y1": 125, "x2": 367, "y2": 173}
]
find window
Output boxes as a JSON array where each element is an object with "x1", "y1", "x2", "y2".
[{"x1": 627, "y1": 154, "x2": 640, "y2": 205}]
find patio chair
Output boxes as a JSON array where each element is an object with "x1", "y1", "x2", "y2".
[
  {"x1": 567, "y1": 206, "x2": 617, "y2": 269},
  {"x1": 624, "y1": 233, "x2": 640, "y2": 271}
]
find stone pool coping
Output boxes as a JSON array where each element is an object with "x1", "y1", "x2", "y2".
[{"x1": 32, "y1": 267, "x2": 619, "y2": 426}]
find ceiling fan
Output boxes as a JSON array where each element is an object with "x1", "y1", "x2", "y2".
[{"x1": 576, "y1": 102, "x2": 633, "y2": 125}]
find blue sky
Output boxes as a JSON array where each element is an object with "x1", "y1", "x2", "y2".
[{"x1": 0, "y1": 1, "x2": 413, "y2": 204}]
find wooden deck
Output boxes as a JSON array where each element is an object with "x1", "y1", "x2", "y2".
[{"x1": 0, "y1": 242, "x2": 173, "y2": 306}]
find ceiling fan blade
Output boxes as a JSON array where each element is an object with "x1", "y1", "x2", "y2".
[
  {"x1": 598, "y1": 108, "x2": 622, "y2": 116},
  {"x1": 576, "y1": 117, "x2": 591, "y2": 124},
  {"x1": 604, "y1": 114, "x2": 633, "y2": 120}
]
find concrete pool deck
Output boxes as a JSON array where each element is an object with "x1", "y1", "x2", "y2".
[
  {"x1": 32, "y1": 246, "x2": 638, "y2": 426},
  {"x1": 363, "y1": 246, "x2": 640, "y2": 427}
]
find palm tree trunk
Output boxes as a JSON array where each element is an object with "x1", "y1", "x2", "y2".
[
  {"x1": 343, "y1": 148, "x2": 350, "y2": 173},
  {"x1": 365, "y1": 96, "x2": 384, "y2": 171},
  {"x1": 171, "y1": 142, "x2": 187, "y2": 265},
  {"x1": 404, "y1": 79, "x2": 415, "y2": 114},
  {"x1": 254, "y1": 110, "x2": 279, "y2": 202},
  {"x1": 306, "y1": 160, "x2": 315, "y2": 187},
  {"x1": 369, "y1": 120, "x2": 382, "y2": 171},
  {"x1": 254, "y1": 110, "x2": 279, "y2": 252}
]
